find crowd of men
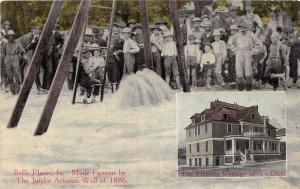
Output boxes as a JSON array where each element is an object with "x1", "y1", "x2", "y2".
[
  {"x1": 1, "y1": 3, "x2": 300, "y2": 101},
  {"x1": 0, "y1": 21, "x2": 64, "y2": 95}
]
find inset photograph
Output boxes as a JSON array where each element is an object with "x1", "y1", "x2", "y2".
[{"x1": 177, "y1": 92, "x2": 286, "y2": 177}]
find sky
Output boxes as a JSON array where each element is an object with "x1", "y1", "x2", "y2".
[{"x1": 176, "y1": 91, "x2": 286, "y2": 147}]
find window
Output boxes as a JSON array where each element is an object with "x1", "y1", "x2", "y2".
[
  {"x1": 198, "y1": 126, "x2": 200, "y2": 135},
  {"x1": 205, "y1": 124, "x2": 207, "y2": 133},
  {"x1": 216, "y1": 157, "x2": 220, "y2": 166},
  {"x1": 195, "y1": 127, "x2": 197, "y2": 135},
  {"x1": 226, "y1": 140, "x2": 232, "y2": 150},
  {"x1": 195, "y1": 158, "x2": 198, "y2": 166},
  {"x1": 206, "y1": 158, "x2": 209, "y2": 166},
  {"x1": 197, "y1": 143, "x2": 200, "y2": 152},
  {"x1": 251, "y1": 114, "x2": 255, "y2": 119},
  {"x1": 188, "y1": 129, "x2": 191, "y2": 137},
  {"x1": 206, "y1": 141, "x2": 208, "y2": 152},
  {"x1": 189, "y1": 144, "x2": 192, "y2": 153},
  {"x1": 223, "y1": 114, "x2": 228, "y2": 120},
  {"x1": 236, "y1": 142, "x2": 240, "y2": 150},
  {"x1": 201, "y1": 114, "x2": 206, "y2": 122},
  {"x1": 238, "y1": 125, "x2": 242, "y2": 134},
  {"x1": 189, "y1": 158, "x2": 192, "y2": 166},
  {"x1": 267, "y1": 128, "x2": 271, "y2": 136},
  {"x1": 254, "y1": 126, "x2": 258, "y2": 132},
  {"x1": 199, "y1": 158, "x2": 202, "y2": 166},
  {"x1": 192, "y1": 118, "x2": 196, "y2": 124},
  {"x1": 227, "y1": 124, "x2": 232, "y2": 133}
]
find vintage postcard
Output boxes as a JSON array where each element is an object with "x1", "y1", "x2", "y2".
[{"x1": 0, "y1": 0, "x2": 300, "y2": 189}]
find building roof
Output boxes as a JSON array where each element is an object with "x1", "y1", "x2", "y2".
[
  {"x1": 186, "y1": 99, "x2": 272, "y2": 129},
  {"x1": 276, "y1": 128, "x2": 286, "y2": 136}
]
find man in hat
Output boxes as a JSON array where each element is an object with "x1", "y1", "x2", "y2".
[
  {"x1": 212, "y1": 29, "x2": 227, "y2": 87},
  {"x1": 0, "y1": 31, "x2": 8, "y2": 91},
  {"x1": 122, "y1": 27, "x2": 140, "y2": 75},
  {"x1": 161, "y1": 31, "x2": 180, "y2": 88},
  {"x1": 127, "y1": 19, "x2": 137, "y2": 30},
  {"x1": 107, "y1": 27, "x2": 124, "y2": 92},
  {"x1": 191, "y1": 17, "x2": 205, "y2": 42},
  {"x1": 3, "y1": 30, "x2": 25, "y2": 94},
  {"x1": 155, "y1": 19, "x2": 169, "y2": 33},
  {"x1": 150, "y1": 25, "x2": 163, "y2": 77},
  {"x1": 245, "y1": 4, "x2": 263, "y2": 35},
  {"x1": 288, "y1": 28, "x2": 300, "y2": 88},
  {"x1": 211, "y1": 6, "x2": 229, "y2": 32},
  {"x1": 17, "y1": 25, "x2": 40, "y2": 82},
  {"x1": 264, "y1": 32, "x2": 288, "y2": 90},
  {"x1": 1, "y1": 20, "x2": 11, "y2": 37},
  {"x1": 132, "y1": 23, "x2": 145, "y2": 71},
  {"x1": 227, "y1": 24, "x2": 239, "y2": 85},
  {"x1": 94, "y1": 28, "x2": 107, "y2": 47},
  {"x1": 184, "y1": 34, "x2": 202, "y2": 86},
  {"x1": 231, "y1": 19, "x2": 263, "y2": 91},
  {"x1": 200, "y1": 19, "x2": 213, "y2": 50}
]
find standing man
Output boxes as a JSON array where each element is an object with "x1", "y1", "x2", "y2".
[
  {"x1": 1, "y1": 20, "x2": 11, "y2": 37},
  {"x1": 122, "y1": 27, "x2": 140, "y2": 75},
  {"x1": 0, "y1": 31, "x2": 8, "y2": 91},
  {"x1": 132, "y1": 23, "x2": 145, "y2": 72},
  {"x1": 150, "y1": 25, "x2": 163, "y2": 77},
  {"x1": 244, "y1": 4, "x2": 263, "y2": 36},
  {"x1": 200, "y1": 19, "x2": 213, "y2": 50},
  {"x1": 211, "y1": 6, "x2": 229, "y2": 40},
  {"x1": 231, "y1": 19, "x2": 263, "y2": 91},
  {"x1": 191, "y1": 17, "x2": 204, "y2": 42},
  {"x1": 3, "y1": 30, "x2": 25, "y2": 94},
  {"x1": 227, "y1": 24, "x2": 239, "y2": 86}
]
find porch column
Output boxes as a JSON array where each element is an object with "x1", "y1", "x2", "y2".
[
  {"x1": 263, "y1": 140, "x2": 266, "y2": 153},
  {"x1": 232, "y1": 138, "x2": 235, "y2": 163},
  {"x1": 277, "y1": 142, "x2": 280, "y2": 153}
]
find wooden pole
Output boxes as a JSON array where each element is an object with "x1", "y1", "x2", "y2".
[
  {"x1": 139, "y1": 0, "x2": 153, "y2": 69},
  {"x1": 34, "y1": 0, "x2": 92, "y2": 135},
  {"x1": 71, "y1": 22, "x2": 87, "y2": 104},
  {"x1": 100, "y1": 0, "x2": 117, "y2": 102},
  {"x1": 168, "y1": 0, "x2": 190, "y2": 92},
  {"x1": 7, "y1": 1, "x2": 64, "y2": 128}
]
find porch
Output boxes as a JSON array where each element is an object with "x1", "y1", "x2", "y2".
[{"x1": 223, "y1": 135, "x2": 280, "y2": 165}]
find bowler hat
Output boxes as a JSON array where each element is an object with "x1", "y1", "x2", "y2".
[{"x1": 215, "y1": 6, "x2": 228, "y2": 13}]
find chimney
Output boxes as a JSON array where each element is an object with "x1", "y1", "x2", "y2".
[{"x1": 262, "y1": 116, "x2": 269, "y2": 135}]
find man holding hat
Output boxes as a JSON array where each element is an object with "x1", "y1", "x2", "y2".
[
  {"x1": 231, "y1": 18, "x2": 263, "y2": 91},
  {"x1": 150, "y1": 25, "x2": 163, "y2": 77},
  {"x1": 122, "y1": 27, "x2": 140, "y2": 75},
  {"x1": 184, "y1": 34, "x2": 202, "y2": 86},
  {"x1": 3, "y1": 29, "x2": 25, "y2": 94}
]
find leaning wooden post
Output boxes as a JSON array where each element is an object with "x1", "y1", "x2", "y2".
[
  {"x1": 34, "y1": 0, "x2": 92, "y2": 135},
  {"x1": 100, "y1": 0, "x2": 117, "y2": 102},
  {"x1": 7, "y1": 1, "x2": 64, "y2": 128},
  {"x1": 139, "y1": 0, "x2": 153, "y2": 69},
  {"x1": 168, "y1": 0, "x2": 190, "y2": 92}
]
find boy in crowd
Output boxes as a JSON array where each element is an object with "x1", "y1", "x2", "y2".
[
  {"x1": 161, "y1": 32, "x2": 180, "y2": 89},
  {"x1": 212, "y1": 29, "x2": 227, "y2": 87},
  {"x1": 121, "y1": 27, "x2": 140, "y2": 75},
  {"x1": 265, "y1": 33, "x2": 288, "y2": 91},
  {"x1": 201, "y1": 44, "x2": 216, "y2": 89},
  {"x1": 184, "y1": 34, "x2": 202, "y2": 87},
  {"x1": 227, "y1": 24, "x2": 239, "y2": 86}
]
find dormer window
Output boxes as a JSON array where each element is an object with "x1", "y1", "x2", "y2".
[
  {"x1": 192, "y1": 118, "x2": 196, "y2": 124},
  {"x1": 201, "y1": 114, "x2": 206, "y2": 122},
  {"x1": 223, "y1": 114, "x2": 229, "y2": 120},
  {"x1": 251, "y1": 114, "x2": 255, "y2": 119}
]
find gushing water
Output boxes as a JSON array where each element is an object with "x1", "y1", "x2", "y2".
[{"x1": 113, "y1": 68, "x2": 173, "y2": 108}]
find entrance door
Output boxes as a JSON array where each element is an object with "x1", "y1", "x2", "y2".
[{"x1": 216, "y1": 157, "x2": 220, "y2": 166}]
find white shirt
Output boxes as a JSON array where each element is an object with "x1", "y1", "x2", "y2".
[
  {"x1": 123, "y1": 38, "x2": 140, "y2": 54},
  {"x1": 201, "y1": 51, "x2": 216, "y2": 67},
  {"x1": 212, "y1": 40, "x2": 227, "y2": 60},
  {"x1": 88, "y1": 56, "x2": 105, "y2": 69},
  {"x1": 184, "y1": 44, "x2": 202, "y2": 62},
  {"x1": 161, "y1": 41, "x2": 177, "y2": 57}
]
